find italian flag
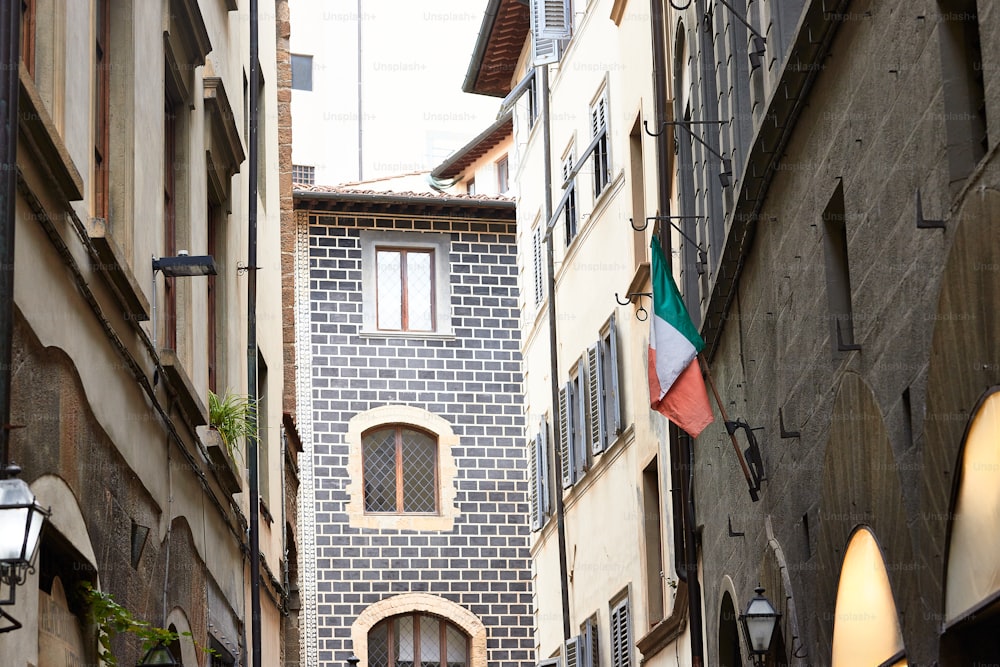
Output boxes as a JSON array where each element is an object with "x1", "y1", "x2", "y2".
[{"x1": 647, "y1": 237, "x2": 714, "y2": 437}]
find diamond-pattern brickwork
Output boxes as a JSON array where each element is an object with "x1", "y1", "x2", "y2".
[{"x1": 307, "y1": 213, "x2": 532, "y2": 667}]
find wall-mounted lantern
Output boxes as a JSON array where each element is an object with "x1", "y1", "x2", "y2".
[
  {"x1": 0, "y1": 465, "x2": 50, "y2": 633},
  {"x1": 739, "y1": 586, "x2": 780, "y2": 667}
]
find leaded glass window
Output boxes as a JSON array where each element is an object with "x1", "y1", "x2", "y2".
[
  {"x1": 369, "y1": 614, "x2": 468, "y2": 667},
  {"x1": 363, "y1": 426, "x2": 438, "y2": 513}
]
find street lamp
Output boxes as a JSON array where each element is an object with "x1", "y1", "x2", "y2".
[
  {"x1": 739, "y1": 586, "x2": 780, "y2": 667},
  {"x1": 0, "y1": 464, "x2": 50, "y2": 633},
  {"x1": 138, "y1": 640, "x2": 181, "y2": 666}
]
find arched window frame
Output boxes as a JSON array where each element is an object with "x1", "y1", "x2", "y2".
[
  {"x1": 368, "y1": 612, "x2": 470, "y2": 667},
  {"x1": 361, "y1": 423, "x2": 440, "y2": 514},
  {"x1": 345, "y1": 406, "x2": 460, "y2": 531},
  {"x1": 352, "y1": 593, "x2": 487, "y2": 667}
]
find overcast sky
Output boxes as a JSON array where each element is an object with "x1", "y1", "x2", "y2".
[{"x1": 290, "y1": 0, "x2": 504, "y2": 184}]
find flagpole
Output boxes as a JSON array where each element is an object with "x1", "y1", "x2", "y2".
[{"x1": 698, "y1": 353, "x2": 759, "y2": 501}]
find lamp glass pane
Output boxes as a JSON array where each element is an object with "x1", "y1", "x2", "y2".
[
  {"x1": 0, "y1": 505, "x2": 28, "y2": 560},
  {"x1": 745, "y1": 615, "x2": 776, "y2": 652},
  {"x1": 25, "y1": 507, "x2": 45, "y2": 561},
  {"x1": 140, "y1": 644, "x2": 179, "y2": 665}
]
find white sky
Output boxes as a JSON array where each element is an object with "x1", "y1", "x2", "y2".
[{"x1": 289, "y1": 0, "x2": 505, "y2": 185}]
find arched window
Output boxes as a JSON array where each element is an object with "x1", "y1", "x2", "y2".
[
  {"x1": 831, "y1": 527, "x2": 906, "y2": 666},
  {"x1": 368, "y1": 613, "x2": 469, "y2": 667},
  {"x1": 363, "y1": 425, "x2": 438, "y2": 513}
]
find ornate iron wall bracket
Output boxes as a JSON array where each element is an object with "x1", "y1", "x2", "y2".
[{"x1": 616, "y1": 292, "x2": 652, "y2": 321}]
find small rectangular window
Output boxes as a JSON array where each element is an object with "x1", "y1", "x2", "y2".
[
  {"x1": 563, "y1": 152, "x2": 578, "y2": 245},
  {"x1": 376, "y1": 247, "x2": 435, "y2": 332},
  {"x1": 291, "y1": 54, "x2": 313, "y2": 91},
  {"x1": 591, "y1": 92, "x2": 611, "y2": 197},
  {"x1": 642, "y1": 461, "x2": 665, "y2": 624},
  {"x1": 822, "y1": 181, "x2": 854, "y2": 351},
  {"x1": 292, "y1": 164, "x2": 315, "y2": 186},
  {"x1": 497, "y1": 155, "x2": 510, "y2": 193},
  {"x1": 467, "y1": 178, "x2": 476, "y2": 195}
]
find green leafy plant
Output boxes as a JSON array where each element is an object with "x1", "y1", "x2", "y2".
[
  {"x1": 82, "y1": 583, "x2": 212, "y2": 665},
  {"x1": 208, "y1": 389, "x2": 258, "y2": 464}
]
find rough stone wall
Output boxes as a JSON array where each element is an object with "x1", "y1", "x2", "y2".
[
  {"x1": 276, "y1": 0, "x2": 297, "y2": 417},
  {"x1": 687, "y1": 1, "x2": 1000, "y2": 664},
  {"x1": 306, "y1": 212, "x2": 534, "y2": 667}
]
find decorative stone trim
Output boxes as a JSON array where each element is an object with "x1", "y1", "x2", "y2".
[
  {"x1": 350, "y1": 593, "x2": 488, "y2": 667},
  {"x1": 344, "y1": 405, "x2": 460, "y2": 531}
]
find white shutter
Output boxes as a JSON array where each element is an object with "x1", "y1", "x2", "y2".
[
  {"x1": 575, "y1": 360, "x2": 588, "y2": 478},
  {"x1": 606, "y1": 314, "x2": 622, "y2": 439},
  {"x1": 564, "y1": 636, "x2": 582, "y2": 667},
  {"x1": 533, "y1": 225, "x2": 544, "y2": 306},
  {"x1": 588, "y1": 343, "x2": 607, "y2": 454},
  {"x1": 610, "y1": 598, "x2": 631, "y2": 667},
  {"x1": 538, "y1": 418, "x2": 551, "y2": 516},
  {"x1": 559, "y1": 385, "x2": 575, "y2": 488},
  {"x1": 583, "y1": 617, "x2": 599, "y2": 667},
  {"x1": 531, "y1": 0, "x2": 564, "y2": 65},
  {"x1": 529, "y1": 434, "x2": 540, "y2": 531},
  {"x1": 537, "y1": 0, "x2": 573, "y2": 39}
]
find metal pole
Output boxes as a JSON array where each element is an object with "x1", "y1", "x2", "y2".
[
  {"x1": 356, "y1": 0, "x2": 363, "y2": 181},
  {"x1": 247, "y1": 0, "x2": 262, "y2": 664},
  {"x1": 0, "y1": 0, "x2": 21, "y2": 472},
  {"x1": 539, "y1": 63, "x2": 572, "y2": 643}
]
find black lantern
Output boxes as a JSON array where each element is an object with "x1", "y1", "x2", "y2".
[
  {"x1": 138, "y1": 640, "x2": 181, "y2": 666},
  {"x1": 0, "y1": 469, "x2": 50, "y2": 633},
  {"x1": 347, "y1": 654, "x2": 361, "y2": 667},
  {"x1": 739, "y1": 587, "x2": 780, "y2": 667}
]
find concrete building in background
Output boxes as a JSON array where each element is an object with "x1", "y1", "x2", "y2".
[
  {"x1": 291, "y1": 126, "x2": 534, "y2": 667},
  {"x1": 288, "y1": 0, "x2": 500, "y2": 186},
  {"x1": 0, "y1": 1, "x2": 299, "y2": 665},
  {"x1": 464, "y1": 2, "x2": 698, "y2": 667}
]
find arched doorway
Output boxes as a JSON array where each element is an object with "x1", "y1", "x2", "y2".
[{"x1": 719, "y1": 592, "x2": 743, "y2": 667}]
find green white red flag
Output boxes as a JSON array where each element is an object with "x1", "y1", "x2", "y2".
[{"x1": 647, "y1": 237, "x2": 714, "y2": 437}]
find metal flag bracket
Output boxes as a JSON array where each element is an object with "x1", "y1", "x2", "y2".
[{"x1": 616, "y1": 292, "x2": 652, "y2": 321}]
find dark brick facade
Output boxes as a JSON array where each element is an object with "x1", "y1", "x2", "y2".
[{"x1": 305, "y1": 209, "x2": 534, "y2": 667}]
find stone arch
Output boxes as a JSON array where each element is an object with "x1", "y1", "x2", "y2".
[
  {"x1": 814, "y1": 372, "x2": 913, "y2": 661},
  {"x1": 30, "y1": 474, "x2": 98, "y2": 575},
  {"x1": 164, "y1": 607, "x2": 199, "y2": 666},
  {"x1": 344, "y1": 405, "x2": 460, "y2": 531},
  {"x1": 350, "y1": 593, "x2": 487, "y2": 667}
]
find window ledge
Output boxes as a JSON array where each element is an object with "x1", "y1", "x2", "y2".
[
  {"x1": 87, "y1": 217, "x2": 151, "y2": 322},
  {"x1": 357, "y1": 329, "x2": 456, "y2": 341},
  {"x1": 635, "y1": 582, "x2": 688, "y2": 664},
  {"x1": 18, "y1": 63, "x2": 83, "y2": 201},
  {"x1": 159, "y1": 349, "x2": 208, "y2": 426}
]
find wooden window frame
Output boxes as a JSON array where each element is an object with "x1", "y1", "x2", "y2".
[
  {"x1": 21, "y1": 0, "x2": 36, "y2": 78},
  {"x1": 609, "y1": 594, "x2": 632, "y2": 667},
  {"x1": 371, "y1": 614, "x2": 470, "y2": 667},
  {"x1": 94, "y1": 0, "x2": 110, "y2": 221},
  {"x1": 375, "y1": 246, "x2": 437, "y2": 333},
  {"x1": 362, "y1": 425, "x2": 440, "y2": 515},
  {"x1": 591, "y1": 92, "x2": 611, "y2": 198},
  {"x1": 163, "y1": 97, "x2": 178, "y2": 351},
  {"x1": 563, "y1": 151, "x2": 578, "y2": 246},
  {"x1": 207, "y1": 205, "x2": 219, "y2": 392},
  {"x1": 497, "y1": 155, "x2": 509, "y2": 193}
]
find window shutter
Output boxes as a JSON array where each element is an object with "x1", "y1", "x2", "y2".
[
  {"x1": 606, "y1": 314, "x2": 622, "y2": 438},
  {"x1": 591, "y1": 94, "x2": 608, "y2": 136},
  {"x1": 575, "y1": 360, "x2": 588, "y2": 479},
  {"x1": 530, "y1": 0, "x2": 564, "y2": 65},
  {"x1": 588, "y1": 343, "x2": 607, "y2": 454},
  {"x1": 564, "y1": 636, "x2": 582, "y2": 667},
  {"x1": 583, "y1": 617, "x2": 599, "y2": 667},
  {"x1": 536, "y1": 0, "x2": 573, "y2": 40},
  {"x1": 534, "y1": 226, "x2": 544, "y2": 307},
  {"x1": 538, "y1": 418, "x2": 551, "y2": 516},
  {"x1": 610, "y1": 598, "x2": 631, "y2": 667},
  {"x1": 529, "y1": 433, "x2": 540, "y2": 532},
  {"x1": 559, "y1": 384, "x2": 575, "y2": 488}
]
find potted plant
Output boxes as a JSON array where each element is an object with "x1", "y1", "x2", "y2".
[{"x1": 203, "y1": 390, "x2": 257, "y2": 493}]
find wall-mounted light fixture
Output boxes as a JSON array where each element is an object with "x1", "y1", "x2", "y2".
[
  {"x1": 0, "y1": 464, "x2": 50, "y2": 633},
  {"x1": 138, "y1": 640, "x2": 181, "y2": 666},
  {"x1": 715, "y1": 0, "x2": 768, "y2": 70},
  {"x1": 725, "y1": 419, "x2": 766, "y2": 498},
  {"x1": 739, "y1": 586, "x2": 780, "y2": 667},
  {"x1": 150, "y1": 252, "x2": 218, "y2": 351}
]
